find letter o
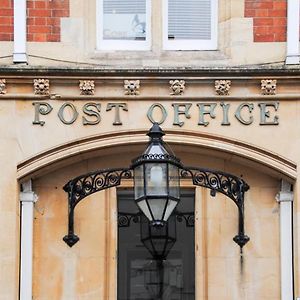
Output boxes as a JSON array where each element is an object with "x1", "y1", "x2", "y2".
[
  {"x1": 58, "y1": 103, "x2": 79, "y2": 125},
  {"x1": 147, "y1": 103, "x2": 167, "y2": 124}
]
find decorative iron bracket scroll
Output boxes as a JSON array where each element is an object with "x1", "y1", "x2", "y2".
[
  {"x1": 63, "y1": 167, "x2": 133, "y2": 247},
  {"x1": 118, "y1": 212, "x2": 141, "y2": 227},
  {"x1": 175, "y1": 211, "x2": 195, "y2": 227},
  {"x1": 180, "y1": 167, "x2": 250, "y2": 250},
  {"x1": 118, "y1": 211, "x2": 195, "y2": 228},
  {"x1": 63, "y1": 166, "x2": 250, "y2": 250}
]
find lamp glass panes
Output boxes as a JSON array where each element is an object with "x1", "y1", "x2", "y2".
[{"x1": 132, "y1": 123, "x2": 181, "y2": 226}]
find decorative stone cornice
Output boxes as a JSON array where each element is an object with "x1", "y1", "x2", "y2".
[
  {"x1": 0, "y1": 72, "x2": 298, "y2": 100},
  {"x1": 79, "y1": 80, "x2": 95, "y2": 95},
  {"x1": 33, "y1": 79, "x2": 50, "y2": 95},
  {"x1": 0, "y1": 79, "x2": 6, "y2": 94},
  {"x1": 2, "y1": 65, "x2": 300, "y2": 77},
  {"x1": 215, "y1": 80, "x2": 231, "y2": 95},
  {"x1": 124, "y1": 80, "x2": 140, "y2": 95},
  {"x1": 261, "y1": 79, "x2": 277, "y2": 95},
  {"x1": 169, "y1": 80, "x2": 185, "y2": 95}
]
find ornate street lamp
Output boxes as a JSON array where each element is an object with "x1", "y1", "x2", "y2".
[
  {"x1": 131, "y1": 123, "x2": 181, "y2": 227},
  {"x1": 63, "y1": 123, "x2": 250, "y2": 251}
]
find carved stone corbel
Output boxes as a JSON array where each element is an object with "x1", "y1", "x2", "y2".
[
  {"x1": 33, "y1": 79, "x2": 50, "y2": 95},
  {"x1": 169, "y1": 80, "x2": 185, "y2": 95},
  {"x1": 261, "y1": 79, "x2": 277, "y2": 95},
  {"x1": 124, "y1": 80, "x2": 140, "y2": 95},
  {"x1": 79, "y1": 80, "x2": 95, "y2": 95},
  {"x1": 215, "y1": 80, "x2": 231, "y2": 95},
  {"x1": 0, "y1": 79, "x2": 6, "y2": 94}
]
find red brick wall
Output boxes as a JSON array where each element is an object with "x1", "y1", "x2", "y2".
[
  {"x1": 0, "y1": 0, "x2": 70, "y2": 42},
  {"x1": 0, "y1": 0, "x2": 13, "y2": 41},
  {"x1": 245, "y1": 0, "x2": 287, "y2": 42},
  {"x1": 27, "y1": 0, "x2": 69, "y2": 42}
]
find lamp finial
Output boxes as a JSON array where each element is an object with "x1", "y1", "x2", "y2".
[{"x1": 147, "y1": 123, "x2": 165, "y2": 141}]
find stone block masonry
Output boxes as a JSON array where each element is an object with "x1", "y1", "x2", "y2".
[
  {"x1": 245, "y1": 0, "x2": 287, "y2": 42},
  {"x1": 0, "y1": 0, "x2": 69, "y2": 42}
]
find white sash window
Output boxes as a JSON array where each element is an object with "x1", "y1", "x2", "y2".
[
  {"x1": 163, "y1": 0, "x2": 218, "y2": 50},
  {"x1": 97, "y1": 0, "x2": 151, "y2": 50}
]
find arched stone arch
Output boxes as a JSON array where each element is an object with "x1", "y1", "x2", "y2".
[{"x1": 17, "y1": 129, "x2": 297, "y2": 181}]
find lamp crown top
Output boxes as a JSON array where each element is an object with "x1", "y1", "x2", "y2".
[{"x1": 147, "y1": 123, "x2": 165, "y2": 140}]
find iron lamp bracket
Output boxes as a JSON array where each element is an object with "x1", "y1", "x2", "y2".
[{"x1": 63, "y1": 165, "x2": 249, "y2": 250}]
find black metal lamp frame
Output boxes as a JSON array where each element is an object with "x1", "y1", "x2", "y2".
[
  {"x1": 63, "y1": 165, "x2": 250, "y2": 250},
  {"x1": 63, "y1": 167, "x2": 249, "y2": 248}
]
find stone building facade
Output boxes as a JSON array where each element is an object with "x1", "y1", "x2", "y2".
[{"x1": 0, "y1": 0, "x2": 300, "y2": 299}]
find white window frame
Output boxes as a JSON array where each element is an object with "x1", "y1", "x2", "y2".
[
  {"x1": 286, "y1": 0, "x2": 300, "y2": 64},
  {"x1": 96, "y1": 0, "x2": 151, "y2": 51},
  {"x1": 163, "y1": 0, "x2": 218, "y2": 51}
]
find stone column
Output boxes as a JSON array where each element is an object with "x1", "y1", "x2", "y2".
[
  {"x1": 19, "y1": 180, "x2": 38, "y2": 300},
  {"x1": 276, "y1": 180, "x2": 294, "y2": 300}
]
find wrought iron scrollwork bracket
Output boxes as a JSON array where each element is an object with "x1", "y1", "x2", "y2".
[
  {"x1": 63, "y1": 167, "x2": 133, "y2": 247},
  {"x1": 118, "y1": 211, "x2": 195, "y2": 228},
  {"x1": 175, "y1": 211, "x2": 195, "y2": 227},
  {"x1": 180, "y1": 167, "x2": 250, "y2": 250},
  {"x1": 118, "y1": 212, "x2": 141, "y2": 227},
  {"x1": 63, "y1": 166, "x2": 250, "y2": 251}
]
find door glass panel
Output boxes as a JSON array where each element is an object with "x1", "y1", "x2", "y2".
[{"x1": 117, "y1": 189, "x2": 195, "y2": 300}]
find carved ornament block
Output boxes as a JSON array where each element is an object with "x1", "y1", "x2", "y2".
[
  {"x1": 79, "y1": 80, "x2": 95, "y2": 95},
  {"x1": 124, "y1": 80, "x2": 140, "y2": 95},
  {"x1": 34, "y1": 79, "x2": 50, "y2": 95},
  {"x1": 0, "y1": 79, "x2": 6, "y2": 94},
  {"x1": 261, "y1": 79, "x2": 277, "y2": 95},
  {"x1": 169, "y1": 80, "x2": 185, "y2": 95},
  {"x1": 215, "y1": 80, "x2": 231, "y2": 96}
]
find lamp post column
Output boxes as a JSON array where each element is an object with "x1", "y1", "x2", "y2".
[
  {"x1": 276, "y1": 180, "x2": 294, "y2": 300},
  {"x1": 19, "y1": 180, "x2": 38, "y2": 300}
]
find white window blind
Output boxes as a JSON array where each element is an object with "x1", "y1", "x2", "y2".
[
  {"x1": 97, "y1": 0, "x2": 151, "y2": 50},
  {"x1": 103, "y1": 0, "x2": 146, "y2": 14},
  {"x1": 163, "y1": 0, "x2": 217, "y2": 50},
  {"x1": 168, "y1": 0, "x2": 211, "y2": 40}
]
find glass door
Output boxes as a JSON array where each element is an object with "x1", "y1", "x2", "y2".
[{"x1": 117, "y1": 189, "x2": 195, "y2": 300}]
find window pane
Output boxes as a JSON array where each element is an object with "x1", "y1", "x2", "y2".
[
  {"x1": 145, "y1": 163, "x2": 168, "y2": 196},
  {"x1": 137, "y1": 199, "x2": 153, "y2": 221},
  {"x1": 168, "y1": 163, "x2": 180, "y2": 198},
  {"x1": 103, "y1": 0, "x2": 146, "y2": 40},
  {"x1": 168, "y1": 0, "x2": 211, "y2": 40},
  {"x1": 134, "y1": 164, "x2": 144, "y2": 199}
]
